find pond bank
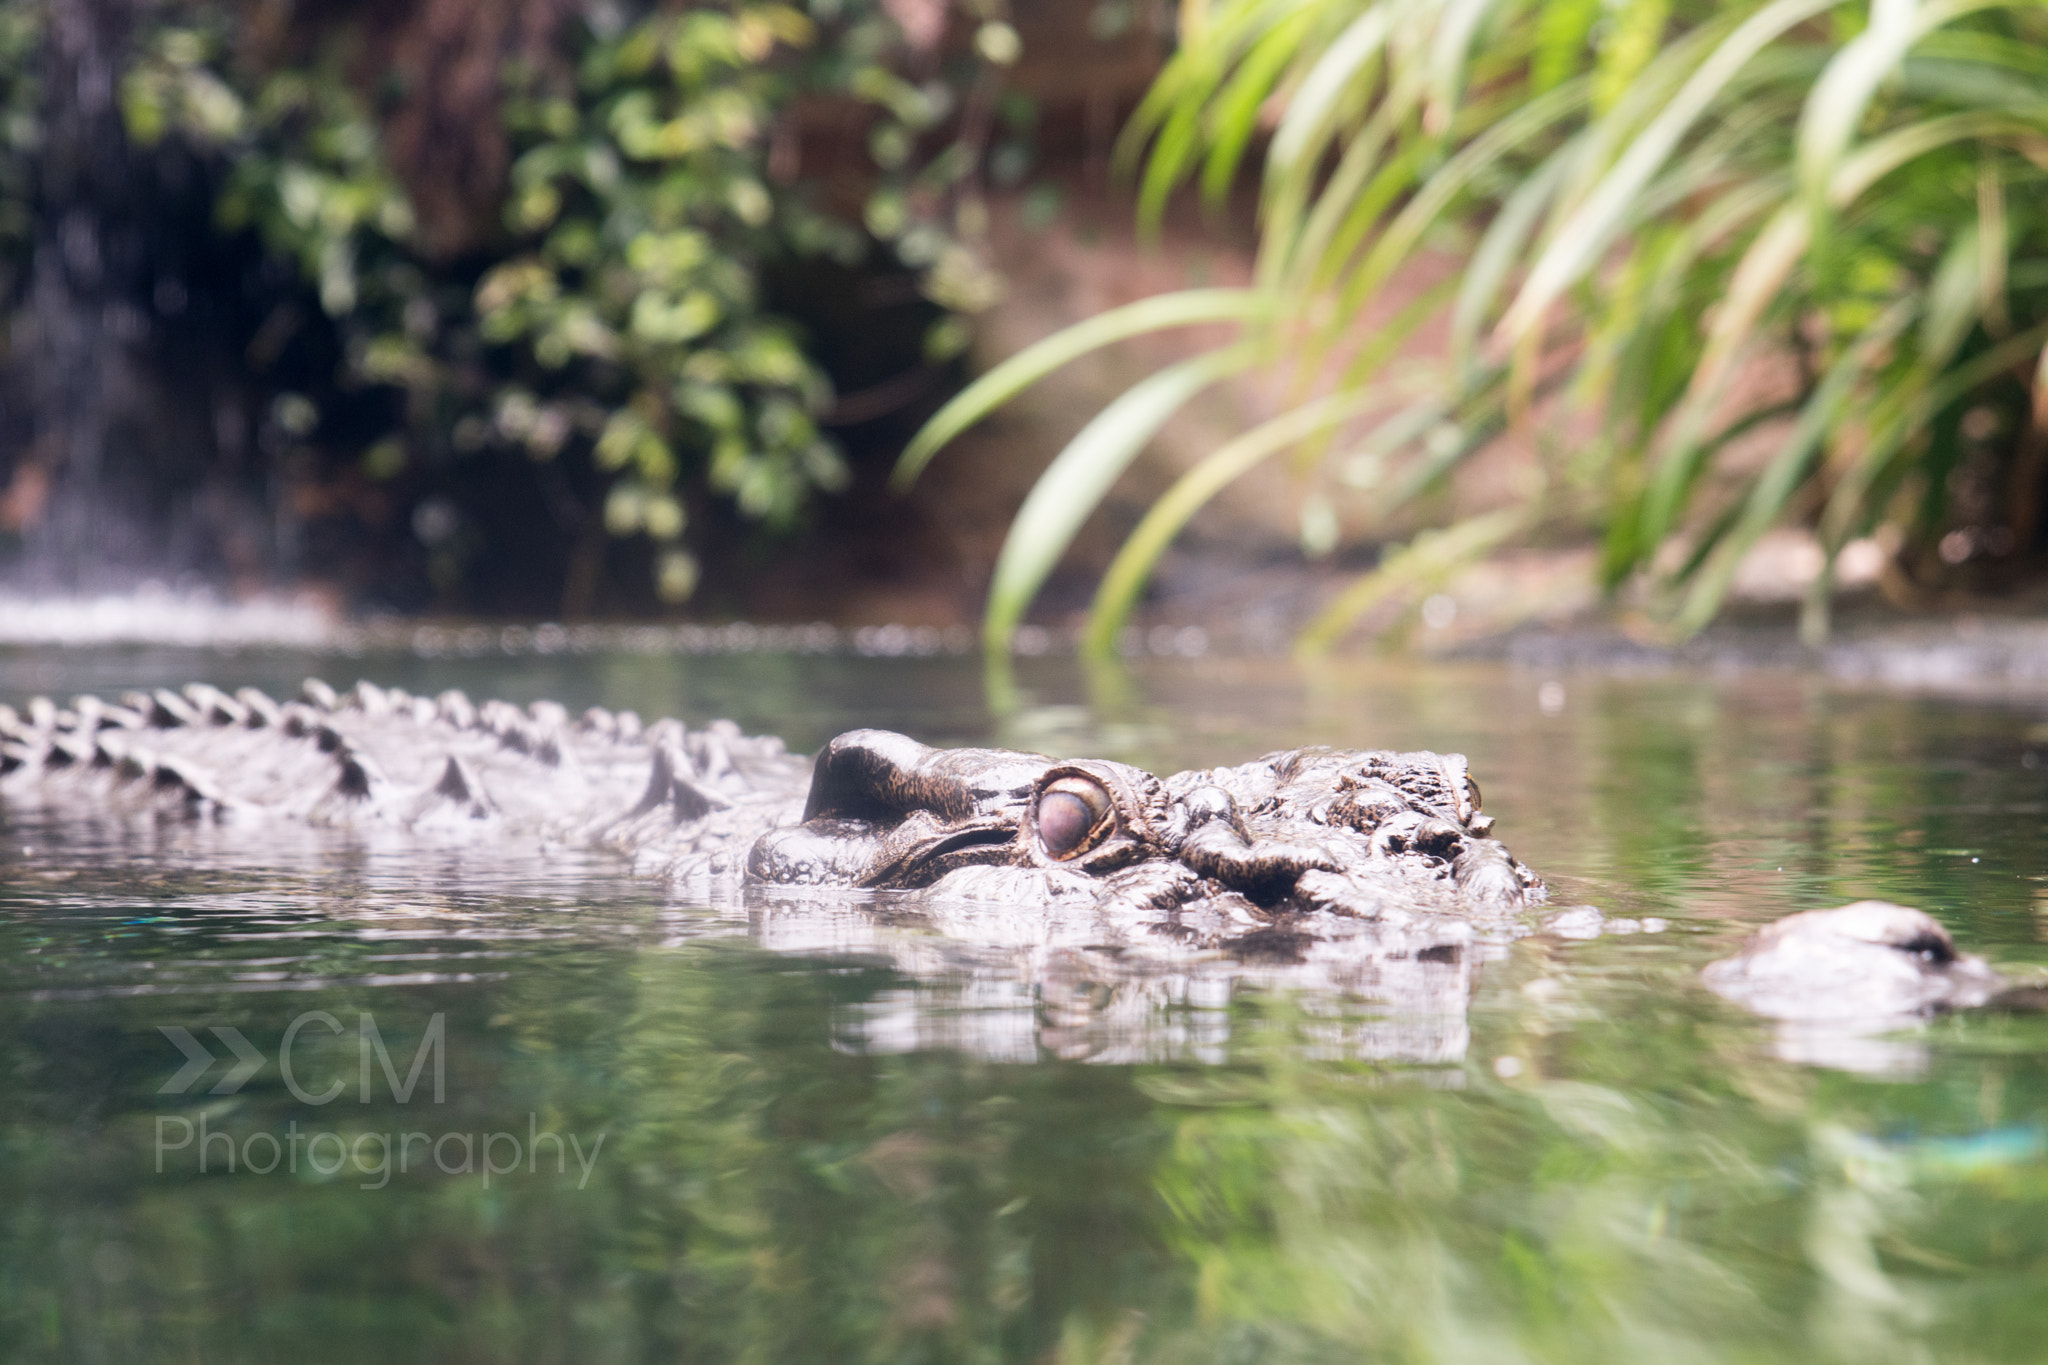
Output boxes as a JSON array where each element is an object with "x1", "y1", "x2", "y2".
[{"x1": 4, "y1": 582, "x2": 2048, "y2": 709}]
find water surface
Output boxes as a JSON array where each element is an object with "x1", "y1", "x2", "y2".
[{"x1": 3, "y1": 647, "x2": 2045, "y2": 1363}]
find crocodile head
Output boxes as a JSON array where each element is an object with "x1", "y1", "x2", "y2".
[{"x1": 744, "y1": 729, "x2": 1542, "y2": 924}]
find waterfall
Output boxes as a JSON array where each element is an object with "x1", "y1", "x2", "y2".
[{"x1": 5, "y1": 0, "x2": 272, "y2": 593}]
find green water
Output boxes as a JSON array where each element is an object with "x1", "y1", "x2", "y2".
[{"x1": 3, "y1": 648, "x2": 2047, "y2": 1364}]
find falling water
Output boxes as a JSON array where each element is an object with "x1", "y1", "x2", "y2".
[{"x1": 3, "y1": 0, "x2": 274, "y2": 594}]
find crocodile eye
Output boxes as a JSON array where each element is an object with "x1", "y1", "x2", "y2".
[
  {"x1": 1036, "y1": 776, "x2": 1111, "y2": 859},
  {"x1": 1465, "y1": 775, "x2": 1482, "y2": 812}
]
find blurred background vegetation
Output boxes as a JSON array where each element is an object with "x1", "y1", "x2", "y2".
[
  {"x1": 1, "y1": 0, "x2": 2044, "y2": 646},
  {"x1": 0, "y1": 0, "x2": 1166, "y2": 616},
  {"x1": 904, "y1": 0, "x2": 2048, "y2": 653}
]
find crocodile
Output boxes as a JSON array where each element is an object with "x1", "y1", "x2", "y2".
[
  {"x1": 3, "y1": 679, "x2": 2015, "y2": 1041},
  {"x1": 0, "y1": 678, "x2": 1542, "y2": 953}
]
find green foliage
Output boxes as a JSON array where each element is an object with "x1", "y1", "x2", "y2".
[
  {"x1": 112, "y1": 0, "x2": 1016, "y2": 603},
  {"x1": 471, "y1": 3, "x2": 852, "y2": 602},
  {"x1": 0, "y1": 1, "x2": 41, "y2": 277},
  {"x1": 904, "y1": 0, "x2": 2048, "y2": 654}
]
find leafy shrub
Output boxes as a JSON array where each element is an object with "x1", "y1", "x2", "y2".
[
  {"x1": 108, "y1": 0, "x2": 1015, "y2": 602},
  {"x1": 903, "y1": 0, "x2": 2048, "y2": 652}
]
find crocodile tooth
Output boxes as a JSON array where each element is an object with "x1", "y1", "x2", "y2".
[
  {"x1": 529, "y1": 700, "x2": 569, "y2": 730},
  {"x1": 668, "y1": 777, "x2": 730, "y2": 821},
  {"x1": 152, "y1": 757, "x2": 232, "y2": 811},
  {"x1": 579, "y1": 707, "x2": 616, "y2": 737},
  {"x1": 535, "y1": 728, "x2": 572, "y2": 767},
  {"x1": 613, "y1": 710, "x2": 643, "y2": 742},
  {"x1": 423, "y1": 755, "x2": 497, "y2": 819},
  {"x1": 280, "y1": 702, "x2": 320, "y2": 737},
  {"x1": 687, "y1": 727, "x2": 735, "y2": 782},
  {"x1": 627, "y1": 746, "x2": 689, "y2": 818},
  {"x1": 346, "y1": 680, "x2": 390, "y2": 716},
  {"x1": 302, "y1": 678, "x2": 339, "y2": 711},
  {"x1": 334, "y1": 747, "x2": 388, "y2": 801},
  {"x1": 437, "y1": 690, "x2": 476, "y2": 729},
  {"x1": 184, "y1": 683, "x2": 247, "y2": 726},
  {"x1": 478, "y1": 699, "x2": 522, "y2": 734},
  {"x1": 102, "y1": 705, "x2": 146, "y2": 729},
  {"x1": 235, "y1": 687, "x2": 283, "y2": 728},
  {"x1": 70, "y1": 697, "x2": 105, "y2": 732},
  {"x1": 644, "y1": 718, "x2": 685, "y2": 747},
  {"x1": 91, "y1": 735, "x2": 124, "y2": 768},
  {"x1": 433, "y1": 754, "x2": 480, "y2": 803},
  {"x1": 53, "y1": 709, "x2": 80, "y2": 731},
  {"x1": 624, "y1": 745, "x2": 728, "y2": 822},
  {"x1": 27, "y1": 697, "x2": 55, "y2": 731},
  {"x1": 149, "y1": 689, "x2": 199, "y2": 729},
  {"x1": 0, "y1": 704, "x2": 18, "y2": 739}
]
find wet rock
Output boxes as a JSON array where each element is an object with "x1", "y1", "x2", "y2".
[{"x1": 1703, "y1": 901, "x2": 2003, "y2": 1021}]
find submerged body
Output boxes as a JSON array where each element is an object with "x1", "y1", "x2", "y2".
[
  {"x1": 0, "y1": 679, "x2": 1541, "y2": 948},
  {"x1": 1703, "y1": 900, "x2": 2004, "y2": 1020}
]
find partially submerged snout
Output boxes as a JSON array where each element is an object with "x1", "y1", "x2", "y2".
[{"x1": 1703, "y1": 901, "x2": 2004, "y2": 1021}]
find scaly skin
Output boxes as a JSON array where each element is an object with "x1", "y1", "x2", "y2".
[{"x1": 0, "y1": 678, "x2": 1543, "y2": 947}]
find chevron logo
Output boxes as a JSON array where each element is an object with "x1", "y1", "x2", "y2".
[{"x1": 157, "y1": 1026, "x2": 266, "y2": 1095}]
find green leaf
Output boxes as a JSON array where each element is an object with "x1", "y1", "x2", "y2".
[
  {"x1": 1083, "y1": 389, "x2": 1382, "y2": 658},
  {"x1": 1671, "y1": 297, "x2": 1920, "y2": 635},
  {"x1": 982, "y1": 347, "x2": 1256, "y2": 654},
  {"x1": 1499, "y1": 0, "x2": 1839, "y2": 343},
  {"x1": 1296, "y1": 508, "x2": 1526, "y2": 656},
  {"x1": 1200, "y1": 8, "x2": 1320, "y2": 205},
  {"x1": 892, "y1": 289, "x2": 1273, "y2": 491},
  {"x1": 1795, "y1": 0, "x2": 1922, "y2": 205}
]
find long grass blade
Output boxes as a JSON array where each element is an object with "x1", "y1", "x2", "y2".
[
  {"x1": 1295, "y1": 507, "x2": 1527, "y2": 655},
  {"x1": 1201, "y1": 7, "x2": 1326, "y2": 205},
  {"x1": 1082, "y1": 389, "x2": 1382, "y2": 657},
  {"x1": 1795, "y1": 0, "x2": 1921, "y2": 205},
  {"x1": 1266, "y1": 5, "x2": 1399, "y2": 189},
  {"x1": 1498, "y1": 0, "x2": 1838, "y2": 343},
  {"x1": 982, "y1": 346, "x2": 1257, "y2": 654},
  {"x1": 1819, "y1": 319, "x2": 2048, "y2": 548},
  {"x1": 1672, "y1": 298, "x2": 1919, "y2": 634},
  {"x1": 893, "y1": 289, "x2": 1272, "y2": 490},
  {"x1": 1449, "y1": 141, "x2": 1575, "y2": 371},
  {"x1": 1337, "y1": 78, "x2": 1591, "y2": 315}
]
